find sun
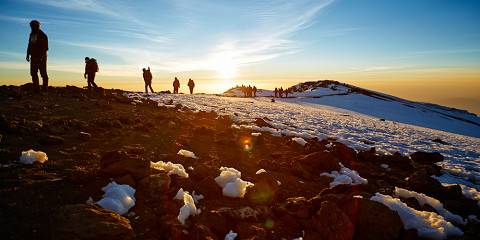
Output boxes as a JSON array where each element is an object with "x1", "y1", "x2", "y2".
[{"x1": 216, "y1": 61, "x2": 237, "y2": 79}]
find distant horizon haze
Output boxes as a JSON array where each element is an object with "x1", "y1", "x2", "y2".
[{"x1": 0, "y1": 0, "x2": 479, "y2": 114}]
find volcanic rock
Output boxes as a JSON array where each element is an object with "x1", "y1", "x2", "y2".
[
  {"x1": 100, "y1": 150, "x2": 150, "y2": 180},
  {"x1": 309, "y1": 201, "x2": 354, "y2": 240},
  {"x1": 52, "y1": 204, "x2": 135, "y2": 240}
]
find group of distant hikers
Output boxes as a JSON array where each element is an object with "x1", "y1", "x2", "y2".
[
  {"x1": 240, "y1": 85, "x2": 258, "y2": 97},
  {"x1": 26, "y1": 20, "x2": 196, "y2": 95},
  {"x1": 274, "y1": 87, "x2": 292, "y2": 98}
]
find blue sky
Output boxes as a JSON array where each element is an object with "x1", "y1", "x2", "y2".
[{"x1": 0, "y1": 0, "x2": 479, "y2": 103}]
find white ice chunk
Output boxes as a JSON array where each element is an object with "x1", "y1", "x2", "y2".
[
  {"x1": 394, "y1": 187, "x2": 465, "y2": 225},
  {"x1": 177, "y1": 191, "x2": 201, "y2": 225},
  {"x1": 96, "y1": 181, "x2": 136, "y2": 215},
  {"x1": 151, "y1": 161, "x2": 189, "y2": 178},
  {"x1": 224, "y1": 230, "x2": 238, "y2": 240},
  {"x1": 292, "y1": 137, "x2": 307, "y2": 146},
  {"x1": 251, "y1": 132, "x2": 262, "y2": 136},
  {"x1": 255, "y1": 169, "x2": 267, "y2": 174},
  {"x1": 177, "y1": 149, "x2": 199, "y2": 159},
  {"x1": 223, "y1": 178, "x2": 254, "y2": 198},
  {"x1": 215, "y1": 167, "x2": 242, "y2": 188},
  {"x1": 19, "y1": 149, "x2": 48, "y2": 164},
  {"x1": 174, "y1": 188, "x2": 185, "y2": 200},
  {"x1": 371, "y1": 193, "x2": 463, "y2": 239},
  {"x1": 320, "y1": 163, "x2": 367, "y2": 188},
  {"x1": 215, "y1": 167, "x2": 254, "y2": 198}
]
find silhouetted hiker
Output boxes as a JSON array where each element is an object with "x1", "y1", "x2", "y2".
[
  {"x1": 285, "y1": 87, "x2": 289, "y2": 98},
  {"x1": 274, "y1": 88, "x2": 278, "y2": 98},
  {"x1": 253, "y1": 86, "x2": 257, "y2": 97},
  {"x1": 247, "y1": 85, "x2": 253, "y2": 97},
  {"x1": 173, "y1": 77, "x2": 180, "y2": 94},
  {"x1": 84, "y1": 57, "x2": 99, "y2": 90},
  {"x1": 279, "y1": 87, "x2": 284, "y2": 98},
  {"x1": 142, "y1": 67, "x2": 154, "y2": 93},
  {"x1": 26, "y1": 20, "x2": 48, "y2": 92},
  {"x1": 187, "y1": 78, "x2": 195, "y2": 94},
  {"x1": 241, "y1": 85, "x2": 247, "y2": 97}
]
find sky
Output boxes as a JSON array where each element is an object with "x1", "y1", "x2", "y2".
[{"x1": 0, "y1": 0, "x2": 479, "y2": 114}]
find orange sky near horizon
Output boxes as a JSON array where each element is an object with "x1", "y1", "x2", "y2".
[{"x1": 1, "y1": 66, "x2": 479, "y2": 115}]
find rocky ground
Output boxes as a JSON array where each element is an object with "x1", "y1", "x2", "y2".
[{"x1": 0, "y1": 84, "x2": 479, "y2": 240}]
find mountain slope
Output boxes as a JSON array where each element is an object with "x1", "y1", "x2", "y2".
[{"x1": 223, "y1": 80, "x2": 480, "y2": 138}]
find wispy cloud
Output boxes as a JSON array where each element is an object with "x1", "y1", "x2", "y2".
[
  {"x1": 0, "y1": 14, "x2": 30, "y2": 24},
  {"x1": 24, "y1": 0, "x2": 120, "y2": 17},
  {"x1": 408, "y1": 49, "x2": 480, "y2": 56},
  {"x1": 18, "y1": 0, "x2": 337, "y2": 76}
]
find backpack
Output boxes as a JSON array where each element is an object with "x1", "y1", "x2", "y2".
[
  {"x1": 146, "y1": 69, "x2": 152, "y2": 80},
  {"x1": 90, "y1": 58, "x2": 99, "y2": 72}
]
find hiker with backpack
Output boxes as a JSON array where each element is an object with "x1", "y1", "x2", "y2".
[
  {"x1": 142, "y1": 67, "x2": 154, "y2": 93},
  {"x1": 84, "y1": 57, "x2": 99, "y2": 90},
  {"x1": 26, "y1": 20, "x2": 49, "y2": 92},
  {"x1": 173, "y1": 77, "x2": 180, "y2": 94},
  {"x1": 187, "y1": 78, "x2": 195, "y2": 94}
]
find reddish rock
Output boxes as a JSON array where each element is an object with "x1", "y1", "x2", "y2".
[
  {"x1": 136, "y1": 173, "x2": 171, "y2": 201},
  {"x1": 295, "y1": 151, "x2": 341, "y2": 177},
  {"x1": 114, "y1": 174, "x2": 136, "y2": 187},
  {"x1": 254, "y1": 118, "x2": 273, "y2": 128},
  {"x1": 236, "y1": 222, "x2": 267, "y2": 240},
  {"x1": 100, "y1": 150, "x2": 150, "y2": 180},
  {"x1": 52, "y1": 204, "x2": 135, "y2": 240},
  {"x1": 406, "y1": 171, "x2": 446, "y2": 200},
  {"x1": 280, "y1": 197, "x2": 312, "y2": 219},
  {"x1": 342, "y1": 198, "x2": 403, "y2": 240},
  {"x1": 310, "y1": 201, "x2": 354, "y2": 240},
  {"x1": 331, "y1": 143, "x2": 357, "y2": 166}
]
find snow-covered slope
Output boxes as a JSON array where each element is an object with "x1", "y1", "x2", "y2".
[
  {"x1": 223, "y1": 80, "x2": 480, "y2": 138},
  {"x1": 127, "y1": 93, "x2": 480, "y2": 191}
]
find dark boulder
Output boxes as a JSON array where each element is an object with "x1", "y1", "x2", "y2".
[
  {"x1": 308, "y1": 201, "x2": 354, "y2": 240},
  {"x1": 294, "y1": 151, "x2": 341, "y2": 178},
  {"x1": 254, "y1": 118, "x2": 273, "y2": 128},
  {"x1": 342, "y1": 198, "x2": 403, "y2": 240},
  {"x1": 406, "y1": 171, "x2": 446, "y2": 200},
  {"x1": 100, "y1": 150, "x2": 150, "y2": 180},
  {"x1": 410, "y1": 151, "x2": 444, "y2": 164},
  {"x1": 52, "y1": 204, "x2": 135, "y2": 240},
  {"x1": 136, "y1": 173, "x2": 171, "y2": 201}
]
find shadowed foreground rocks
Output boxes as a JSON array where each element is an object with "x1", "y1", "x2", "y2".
[{"x1": 0, "y1": 85, "x2": 479, "y2": 240}]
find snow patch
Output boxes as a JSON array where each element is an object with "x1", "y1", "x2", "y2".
[
  {"x1": 151, "y1": 161, "x2": 189, "y2": 178},
  {"x1": 224, "y1": 230, "x2": 238, "y2": 240},
  {"x1": 251, "y1": 132, "x2": 262, "y2": 136},
  {"x1": 394, "y1": 187, "x2": 465, "y2": 225},
  {"x1": 320, "y1": 163, "x2": 368, "y2": 188},
  {"x1": 371, "y1": 193, "x2": 463, "y2": 239},
  {"x1": 292, "y1": 137, "x2": 307, "y2": 146},
  {"x1": 177, "y1": 191, "x2": 201, "y2": 225},
  {"x1": 255, "y1": 169, "x2": 267, "y2": 174},
  {"x1": 215, "y1": 167, "x2": 254, "y2": 198},
  {"x1": 96, "y1": 181, "x2": 136, "y2": 215},
  {"x1": 19, "y1": 149, "x2": 48, "y2": 164},
  {"x1": 177, "y1": 149, "x2": 199, "y2": 159}
]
